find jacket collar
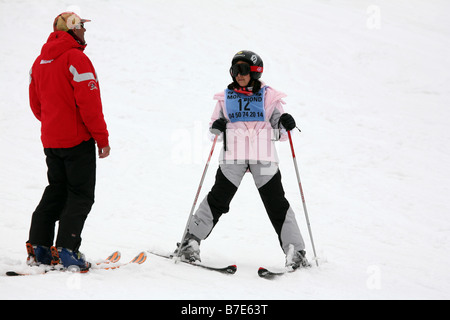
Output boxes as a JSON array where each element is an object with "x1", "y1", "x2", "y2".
[{"x1": 40, "y1": 31, "x2": 86, "y2": 60}]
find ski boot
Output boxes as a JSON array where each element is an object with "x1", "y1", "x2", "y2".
[
  {"x1": 285, "y1": 245, "x2": 311, "y2": 270},
  {"x1": 173, "y1": 238, "x2": 201, "y2": 263},
  {"x1": 26, "y1": 242, "x2": 53, "y2": 266},
  {"x1": 57, "y1": 247, "x2": 91, "y2": 272}
]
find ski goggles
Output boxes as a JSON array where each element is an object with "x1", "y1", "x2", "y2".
[
  {"x1": 230, "y1": 63, "x2": 251, "y2": 77},
  {"x1": 230, "y1": 63, "x2": 263, "y2": 77}
]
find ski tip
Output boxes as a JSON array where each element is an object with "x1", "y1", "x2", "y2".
[
  {"x1": 257, "y1": 267, "x2": 269, "y2": 277},
  {"x1": 130, "y1": 252, "x2": 147, "y2": 264},
  {"x1": 227, "y1": 265, "x2": 237, "y2": 274},
  {"x1": 257, "y1": 267, "x2": 283, "y2": 279},
  {"x1": 140, "y1": 252, "x2": 148, "y2": 264},
  {"x1": 106, "y1": 251, "x2": 121, "y2": 263}
]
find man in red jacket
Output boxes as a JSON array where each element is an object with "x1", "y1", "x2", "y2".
[{"x1": 27, "y1": 12, "x2": 110, "y2": 271}]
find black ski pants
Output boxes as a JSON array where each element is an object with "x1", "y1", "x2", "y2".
[{"x1": 28, "y1": 139, "x2": 96, "y2": 252}]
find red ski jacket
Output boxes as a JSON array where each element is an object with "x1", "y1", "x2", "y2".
[{"x1": 29, "y1": 31, "x2": 109, "y2": 149}]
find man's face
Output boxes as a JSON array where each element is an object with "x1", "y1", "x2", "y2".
[{"x1": 73, "y1": 22, "x2": 86, "y2": 44}]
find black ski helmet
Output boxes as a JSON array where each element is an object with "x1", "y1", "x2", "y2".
[{"x1": 230, "y1": 50, "x2": 264, "y2": 80}]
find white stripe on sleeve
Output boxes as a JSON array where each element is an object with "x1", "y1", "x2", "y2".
[{"x1": 69, "y1": 65, "x2": 97, "y2": 83}]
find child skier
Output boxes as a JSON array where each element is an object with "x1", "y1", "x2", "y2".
[{"x1": 175, "y1": 50, "x2": 310, "y2": 270}]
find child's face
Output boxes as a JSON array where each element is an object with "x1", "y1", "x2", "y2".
[{"x1": 234, "y1": 61, "x2": 251, "y2": 87}]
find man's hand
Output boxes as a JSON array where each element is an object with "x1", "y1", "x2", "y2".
[{"x1": 98, "y1": 146, "x2": 111, "y2": 158}]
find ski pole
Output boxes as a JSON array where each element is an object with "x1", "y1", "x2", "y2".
[
  {"x1": 287, "y1": 130, "x2": 319, "y2": 266},
  {"x1": 175, "y1": 134, "x2": 219, "y2": 261}
]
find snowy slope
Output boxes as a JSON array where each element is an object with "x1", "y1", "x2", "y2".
[{"x1": 1, "y1": 0, "x2": 450, "y2": 300}]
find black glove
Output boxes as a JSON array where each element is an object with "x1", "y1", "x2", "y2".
[
  {"x1": 279, "y1": 113, "x2": 296, "y2": 131},
  {"x1": 210, "y1": 118, "x2": 227, "y2": 135}
]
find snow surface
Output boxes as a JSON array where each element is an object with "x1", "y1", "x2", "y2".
[{"x1": 1, "y1": 0, "x2": 450, "y2": 300}]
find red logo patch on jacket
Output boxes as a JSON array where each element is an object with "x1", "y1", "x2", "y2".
[{"x1": 88, "y1": 80, "x2": 98, "y2": 90}]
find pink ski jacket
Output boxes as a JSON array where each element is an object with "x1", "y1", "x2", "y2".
[{"x1": 210, "y1": 84, "x2": 288, "y2": 163}]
